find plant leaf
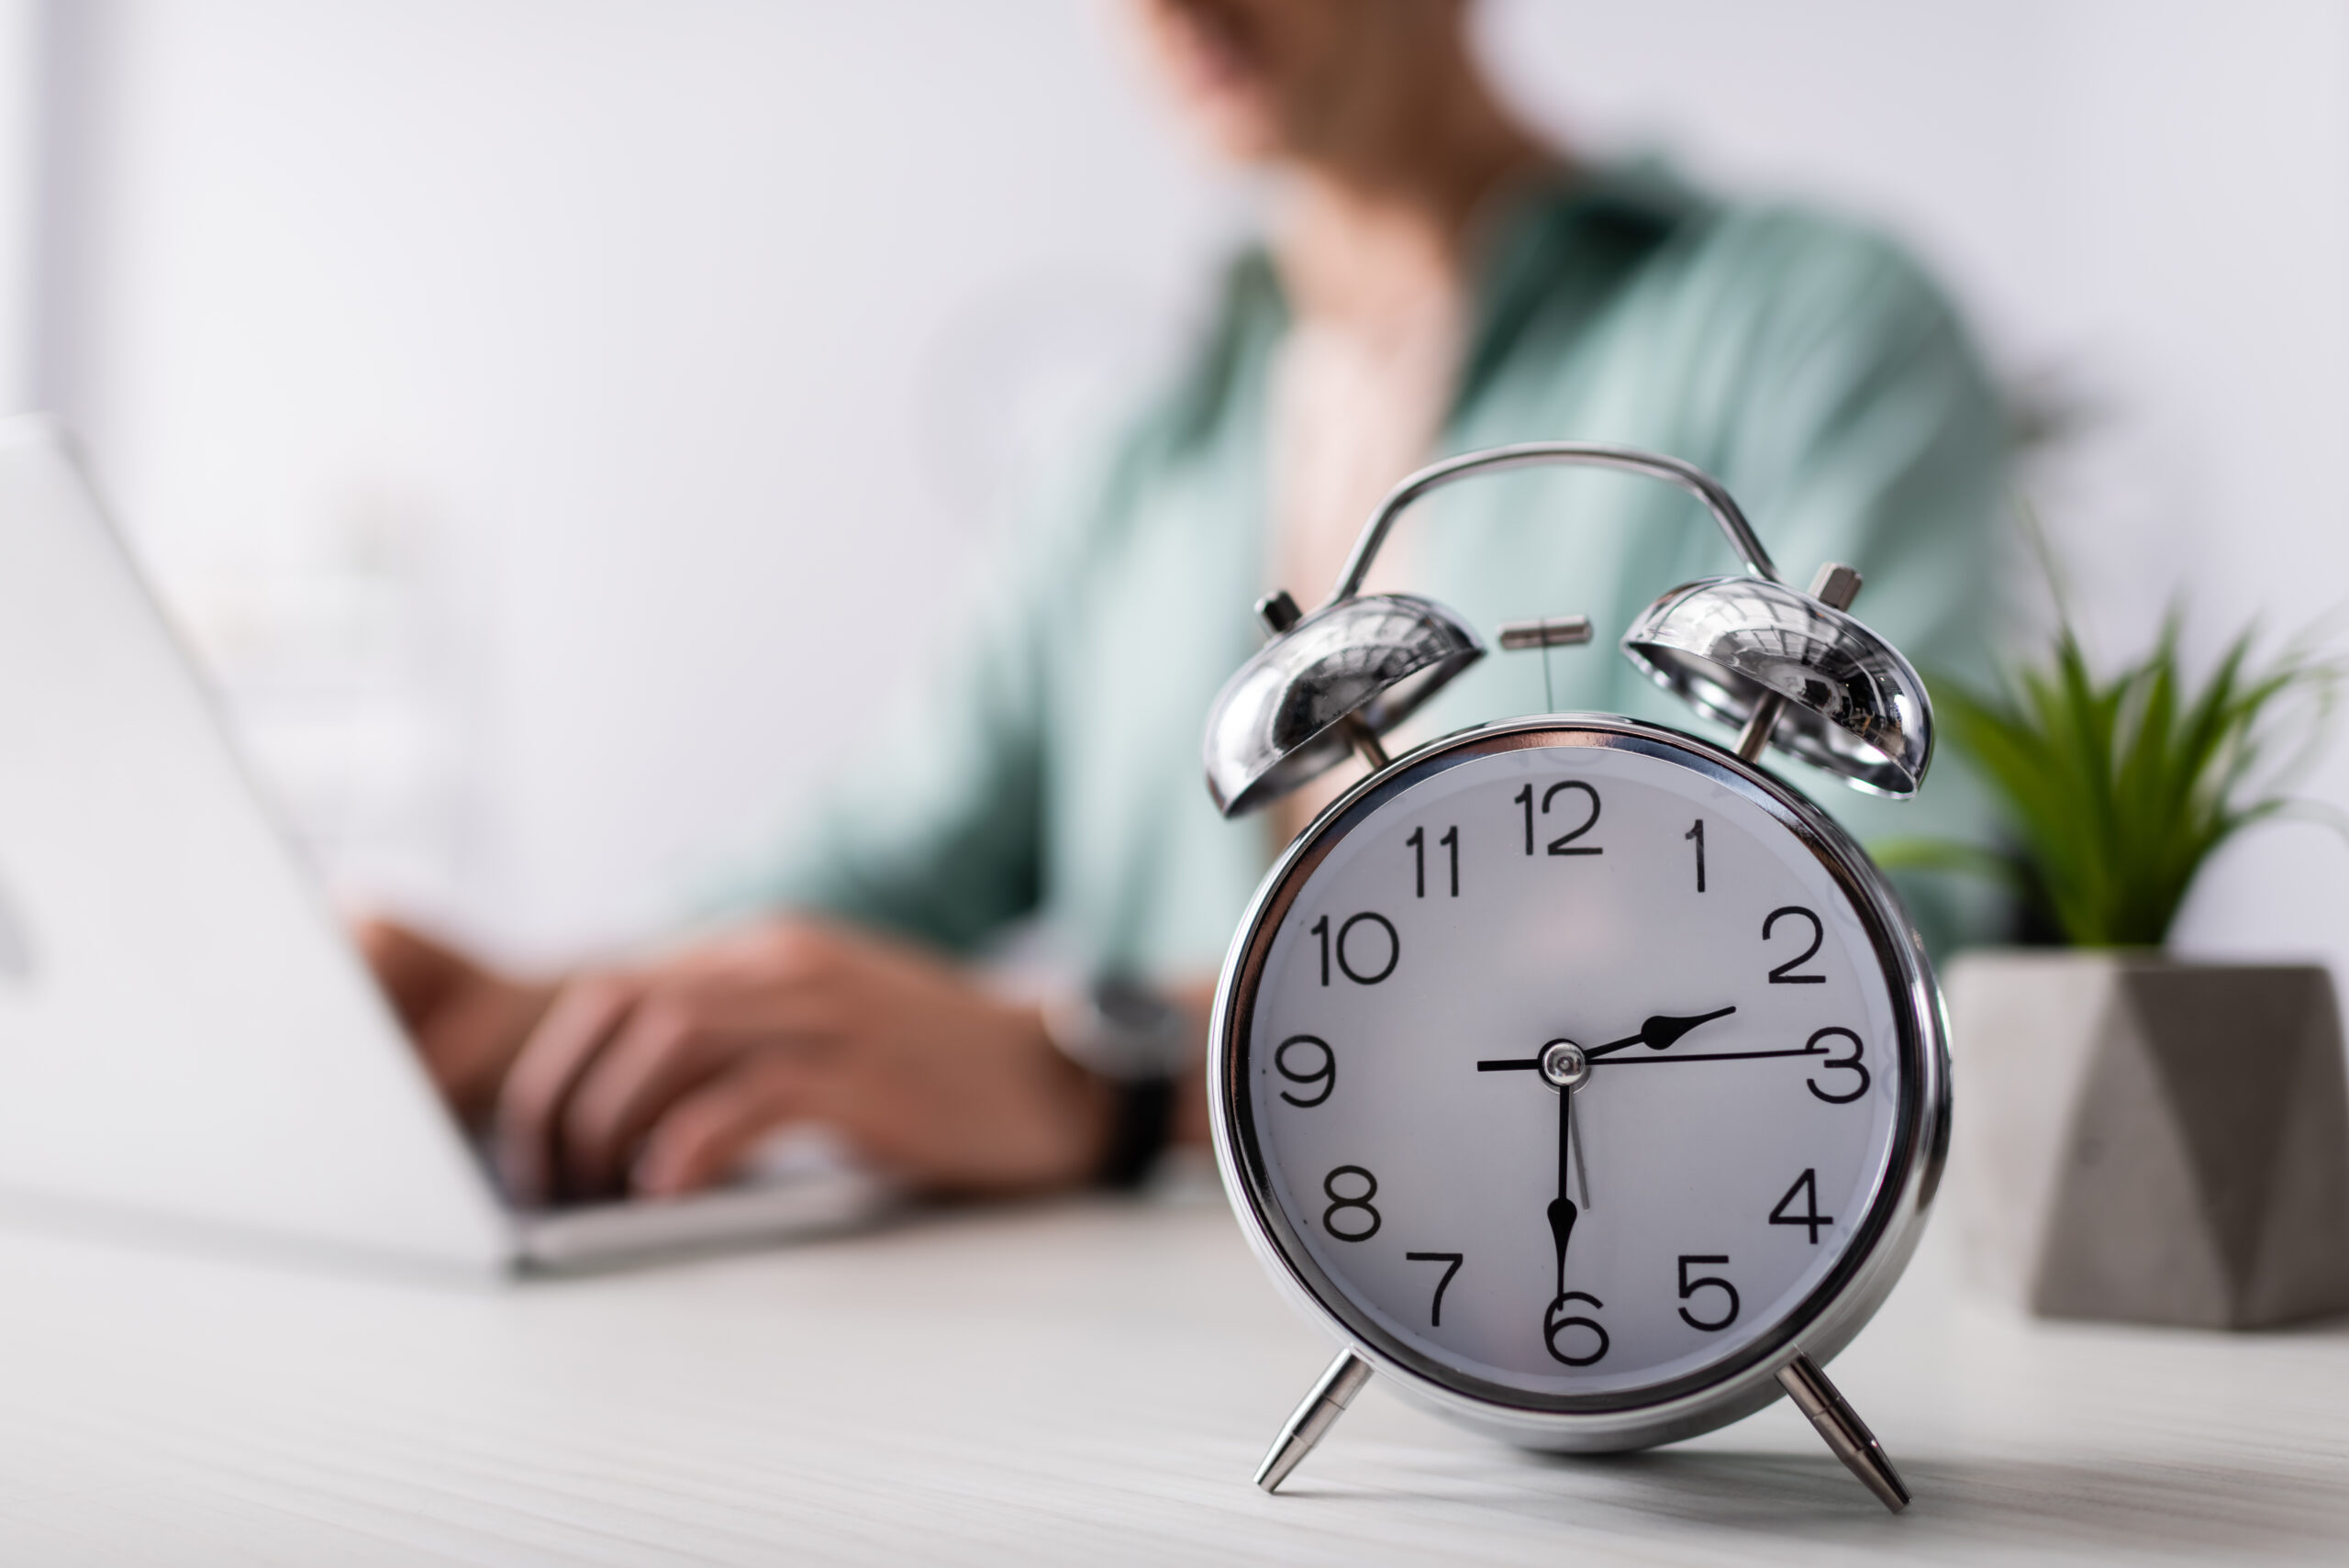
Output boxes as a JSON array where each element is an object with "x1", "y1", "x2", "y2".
[{"x1": 1909, "y1": 607, "x2": 2343, "y2": 947}]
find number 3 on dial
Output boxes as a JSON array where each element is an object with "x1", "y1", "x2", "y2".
[{"x1": 1805, "y1": 1027, "x2": 1870, "y2": 1104}]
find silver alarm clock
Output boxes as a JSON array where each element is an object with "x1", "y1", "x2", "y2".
[{"x1": 1199, "y1": 443, "x2": 1949, "y2": 1513}]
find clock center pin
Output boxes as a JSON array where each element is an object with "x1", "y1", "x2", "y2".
[{"x1": 1539, "y1": 1039, "x2": 1590, "y2": 1092}]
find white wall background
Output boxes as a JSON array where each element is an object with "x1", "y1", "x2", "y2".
[
  {"x1": 0, "y1": 0, "x2": 38, "y2": 406},
  {"x1": 23, "y1": 0, "x2": 2349, "y2": 971}
]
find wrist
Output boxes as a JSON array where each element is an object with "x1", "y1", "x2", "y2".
[{"x1": 1042, "y1": 977, "x2": 1189, "y2": 1188}]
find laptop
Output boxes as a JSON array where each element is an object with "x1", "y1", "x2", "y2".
[{"x1": 0, "y1": 417, "x2": 890, "y2": 1273}]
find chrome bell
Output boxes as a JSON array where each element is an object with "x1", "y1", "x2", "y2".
[
  {"x1": 1202, "y1": 591, "x2": 1482, "y2": 817},
  {"x1": 1621, "y1": 570, "x2": 1932, "y2": 798}
]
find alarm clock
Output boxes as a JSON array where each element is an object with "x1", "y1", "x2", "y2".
[{"x1": 1199, "y1": 442, "x2": 1947, "y2": 1514}]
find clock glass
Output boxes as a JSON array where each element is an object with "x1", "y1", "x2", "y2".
[{"x1": 1230, "y1": 722, "x2": 1920, "y2": 1409}]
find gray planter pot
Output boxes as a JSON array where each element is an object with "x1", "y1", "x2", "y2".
[{"x1": 1944, "y1": 951, "x2": 2349, "y2": 1329}]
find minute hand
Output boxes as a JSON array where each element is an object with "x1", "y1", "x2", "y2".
[
  {"x1": 1582, "y1": 1005, "x2": 1737, "y2": 1061},
  {"x1": 1547, "y1": 1084, "x2": 1575, "y2": 1299}
]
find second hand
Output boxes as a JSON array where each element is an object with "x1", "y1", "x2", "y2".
[{"x1": 1569, "y1": 1090, "x2": 1589, "y2": 1210}]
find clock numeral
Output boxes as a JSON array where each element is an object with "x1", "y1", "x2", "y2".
[
  {"x1": 1769, "y1": 1167, "x2": 1834, "y2": 1243},
  {"x1": 1320, "y1": 1165, "x2": 1382, "y2": 1241},
  {"x1": 1542, "y1": 1292, "x2": 1609, "y2": 1365},
  {"x1": 1515, "y1": 781, "x2": 1603, "y2": 857},
  {"x1": 1804, "y1": 1027, "x2": 1870, "y2": 1105},
  {"x1": 1272, "y1": 1034, "x2": 1335, "y2": 1107},
  {"x1": 1762, "y1": 906, "x2": 1827, "y2": 984},
  {"x1": 1405, "y1": 825, "x2": 1460, "y2": 898},
  {"x1": 1311, "y1": 912, "x2": 1398, "y2": 986},
  {"x1": 1675, "y1": 1255, "x2": 1742, "y2": 1331},
  {"x1": 1404, "y1": 1251, "x2": 1464, "y2": 1326},
  {"x1": 1685, "y1": 817, "x2": 1706, "y2": 892}
]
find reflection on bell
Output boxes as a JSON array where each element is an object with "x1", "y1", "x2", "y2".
[
  {"x1": 1202, "y1": 594, "x2": 1483, "y2": 817},
  {"x1": 1621, "y1": 576, "x2": 1933, "y2": 797}
]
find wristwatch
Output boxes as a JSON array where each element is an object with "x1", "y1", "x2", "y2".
[{"x1": 1042, "y1": 976, "x2": 1189, "y2": 1189}]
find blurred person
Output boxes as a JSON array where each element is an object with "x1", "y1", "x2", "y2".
[{"x1": 364, "y1": 0, "x2": 2005, "y2": 1207}]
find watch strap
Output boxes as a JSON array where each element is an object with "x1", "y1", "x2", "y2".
[
  {"x1": 1043, "y1": 975, "x2": 1186, "y2": 1189},
  {"x1": 1096, "y1": 1073, "x2": 1175, "y2": 1190}
]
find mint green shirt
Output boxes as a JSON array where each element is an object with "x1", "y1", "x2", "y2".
[{"x1": 754, "y1": 170, "x2": 2006, "y2": 973}]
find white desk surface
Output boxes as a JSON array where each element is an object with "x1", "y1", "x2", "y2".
[{"x1": 0, "y1": 1180, "x2": 2343, "y2": 1566}]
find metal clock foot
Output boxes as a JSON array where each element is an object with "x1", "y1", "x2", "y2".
[
  {"x1": 1254, "y1": 1351, "x2": 1373, "y2": 1493},
  {"x1": 1776, "y1": 1351, "x2": 1909, "y2": 1513}
]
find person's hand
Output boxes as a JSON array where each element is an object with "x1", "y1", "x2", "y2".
[
  {"x1": 356, "y1": 917, "x2": 555, "y2": 1130},
  {"x1": 491, "y1": 917, "x2": 1113, "y2": 1205}
]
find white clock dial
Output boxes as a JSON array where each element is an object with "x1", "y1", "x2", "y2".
[{"x1": 1233, "y1": 727, "x2": 1912, "y2": 1405}]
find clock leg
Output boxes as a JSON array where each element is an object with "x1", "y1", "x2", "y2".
[
  {"x1": 1776, "y1": 1351, "x2": 1910, "y2": 1514},
  {"x1": 1253, "y1": 1351, "x2": 1373, "y2": 1493}
]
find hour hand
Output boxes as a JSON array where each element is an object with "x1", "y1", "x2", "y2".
[{"x1": 1586, "y1": 1005, "x2": 1736, "y2": 1060}]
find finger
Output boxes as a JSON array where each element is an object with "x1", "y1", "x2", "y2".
[
  {"x1": 354, "y1": 917, "x2": 470, "y2": 1027},
  {"x1": 631, "y1": 1060, "x2": 823, "y2": 1198},
  {"x1": 560, "y1": 965, "x2": 849, "y2": 1194},
  {"x1": 493, "y1": 974, "x2": 644, "y2": 1205},
  {"x1": 418, "y1": 975, "x2": 555, "y2": 1129},
  {"x1": 558, "y1": 995, "x2": 734, "y2": 1196},
  {"x1": 352, "y1": 917, "x2": 550, "y2": 1128}
]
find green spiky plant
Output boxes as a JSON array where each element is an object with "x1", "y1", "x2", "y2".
[{"x1": 1885, "y1": 617, "x2": 2343, "y2": 949}]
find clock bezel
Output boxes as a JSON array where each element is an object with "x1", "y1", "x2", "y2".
[{"x1": 1208, "y1": 714, "x2": 1950, "y2": 1452}]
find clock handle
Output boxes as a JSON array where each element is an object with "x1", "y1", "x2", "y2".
[
  {"x1": 1253, "y1": 1350, "x2": 1374, "y2": 1494},
  {"x1": 1777, "y1": 1351, "x2": 1911, "y2": 1514},
  {"x1": 1328, "y1": 441, "x2": 1783, "y2": 607}
]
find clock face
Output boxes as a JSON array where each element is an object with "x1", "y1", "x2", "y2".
[{"x1": 1224, "y1": 723, "x2": 1923, "y2": 1411}]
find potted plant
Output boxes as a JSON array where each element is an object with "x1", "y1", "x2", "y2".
[{"x1": 1890, "y1": 617, "x2": 2349, "y2": 1328}]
